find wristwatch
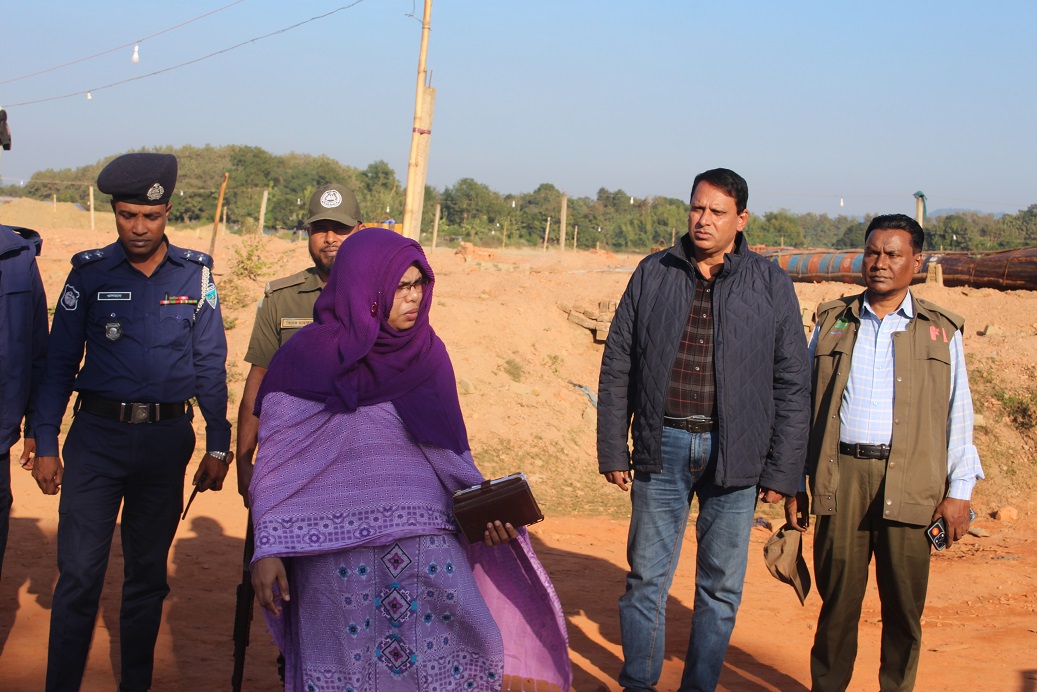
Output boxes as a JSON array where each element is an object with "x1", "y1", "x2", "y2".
[{"x1": 208, "y1": 450, "x2": 230, "y2": 464}]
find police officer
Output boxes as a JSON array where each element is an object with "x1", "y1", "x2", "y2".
[
  {"x1": 32, "y1": 152, "x2": 232, "y2": 692},
  {"x1": 235, "y1": 182, "x2": 362, "y2": 503},
  {"x1": 0, "y1": 223, "x2": 48, "y2": 581}
]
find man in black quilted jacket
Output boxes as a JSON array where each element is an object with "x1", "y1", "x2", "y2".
[{"x1": 597, "y1": 167, "x2": 810, "y2": 691}]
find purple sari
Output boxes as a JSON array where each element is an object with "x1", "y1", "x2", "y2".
[{"x1": 251, "y1": 230, "x2": 571, "y2": 690}]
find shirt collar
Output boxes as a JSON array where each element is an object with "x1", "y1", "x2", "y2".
[{"x1": 861, "y1": 290, "x2": 914, "y2": 320}]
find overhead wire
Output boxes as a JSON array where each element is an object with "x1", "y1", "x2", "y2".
[
  {"x1": 4, "y1": 0, "x2": 367, "y2": 108},
  {"x1": 0, "y1": 0, "x2": 248, "y2": 87}
]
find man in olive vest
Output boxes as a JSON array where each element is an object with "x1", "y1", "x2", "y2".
[
  {"x1": 785, "y1": 213, "x2": 984, "y2": 691},
  {"x1": 235, "y1": 183, "x2": 363, "y2": 502}
]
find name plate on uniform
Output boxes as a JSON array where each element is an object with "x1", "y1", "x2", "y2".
[
  {"x1": 98, "y1": 291, "x2": 132, "y2": 301},
  {"x1": 280, "y1": 318, "x2": 313, "y2": 329}
]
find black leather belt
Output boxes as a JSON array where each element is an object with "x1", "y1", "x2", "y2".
[
  {"x1": 77, "y1": 393, "x2": 188, "y2": 424},
  {"x1": 664, "y1": 416, "x2": 717, "y2": 434},
  {"x1": 839, "y1": 442, "x2": 891, "y2": 460}
]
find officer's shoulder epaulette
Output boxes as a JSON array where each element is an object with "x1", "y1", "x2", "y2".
[
  {"x1": 816, "y1": 294, "x2": 858, "y2": 318},
  {"x1": 71, "y1": 248, "x2": 107, "y2": 269},
  {"x1": 914, "y1": 297, "x2": 965, "y2": 332},
  {"x1": 177, "y1": 248, "x2": 214, "y2": 268},
  {"x1": 265, "y1": 269, "x2": 310, "y2": 295}
]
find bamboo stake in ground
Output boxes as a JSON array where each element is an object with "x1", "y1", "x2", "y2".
[
  {"x1": 209, "y1": 172, "x2": 229, "y2": 257},
  {"x1": 559, "y1": 194, "x2": 568, "y2": 251},
  {"x1": 89, "y1": 186, "x2": 95, "y2": 231},
  {"x1": 542, "y1": 216, "x2": 552, "y2": 251},
  {"x1": 431, "y1": 202, "x2": 441, "y2": 249},
  {"x1": 258, "y1": 189, "x2": 268, "y2": 235}
]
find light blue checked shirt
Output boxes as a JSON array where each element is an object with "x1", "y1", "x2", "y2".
[{"x1": 807, "y1": 292, "x2": 984, "y2": 499}]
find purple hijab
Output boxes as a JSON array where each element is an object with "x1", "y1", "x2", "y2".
[{"x1": 256, "y1": 228, "x2": 469, "y2": 454}]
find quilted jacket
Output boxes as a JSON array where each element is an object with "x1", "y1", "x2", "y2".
[{"x1": 596, "y1": 233, "x2": 811, "y2": 495}]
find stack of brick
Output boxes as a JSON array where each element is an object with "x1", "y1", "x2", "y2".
[{"x1": 564, "y1": 300, "x2": 618, "y2": 343}]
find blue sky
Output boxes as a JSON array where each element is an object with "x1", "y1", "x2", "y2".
[{"x1": 1, "y1": 1, "x2": 1034, "y2": 217}]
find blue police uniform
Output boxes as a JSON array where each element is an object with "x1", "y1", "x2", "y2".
[
  {"x1": 35, "y1": 237, "x2": 230, "y2": 691},
  {"x1": 0, "y1": 224, "x2": 49, "y2": 582}
]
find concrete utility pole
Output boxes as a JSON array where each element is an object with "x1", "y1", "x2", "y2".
[
  {"x1": 402, "y1": 0, "x2": 433, "y2": 240},
  {"x1": 914, "y1": 190, "x2": 927, "y2": 229},
  {"x1": 559, "y1": 193, "x2": 568, "y2": 251}
]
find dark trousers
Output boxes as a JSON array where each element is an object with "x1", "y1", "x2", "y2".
[
  {"x1": 0, "y1": 449, "x2": 10, "y2": 582},
  {"x1": 46, "y1": 411, "x2": 194, "y2": 692},
  {"x1": 810, "y1": 453, "x2": 931, "y2": 692}
]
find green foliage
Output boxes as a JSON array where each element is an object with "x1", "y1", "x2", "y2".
[
  {"x1": 4, "y1": 144, "x2": 1037, "y2": 253},
  {"x1": 232, "y1": 234, "x2": 269, "y2": 281},
  {"x1": 501, "y1": 359, "x2": 524, "y2": 382}
]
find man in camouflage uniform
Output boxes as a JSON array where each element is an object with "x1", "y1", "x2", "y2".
[{"x1": 235, "y1": 183, "x2": 363, "y2": 501}]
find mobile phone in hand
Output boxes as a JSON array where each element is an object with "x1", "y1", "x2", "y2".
[{"x1": 926, "y1": 507, "x2": 977, "y2": 551}]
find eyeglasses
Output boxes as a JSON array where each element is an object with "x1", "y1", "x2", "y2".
[{"x1": 395, "y1": 276, "x2": 427, "y2": 297}]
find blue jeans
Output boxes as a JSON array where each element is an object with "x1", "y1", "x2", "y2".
[{"x1": 618, "y1": 426, "x2": 757, "y2": 692}]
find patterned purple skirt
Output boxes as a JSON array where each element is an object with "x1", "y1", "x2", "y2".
[{"x1": 285, "y1": 534, "x2": 506, "y2": 691}]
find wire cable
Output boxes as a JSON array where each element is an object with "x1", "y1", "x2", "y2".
[
  {"x1": 4, "y1": 1, "x2": 366, "y2": 108},
  {"x1": 0, "y1": 0, "x2": 248, "y2": 87}
]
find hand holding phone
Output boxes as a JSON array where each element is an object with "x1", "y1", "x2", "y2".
[{"x1": 926, "y1": 507, "x2": 976, "y2": 550}]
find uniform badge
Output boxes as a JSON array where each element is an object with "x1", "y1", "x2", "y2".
[
  {"x1": 61, "y1": 284, "x2": 80, "y2": 311},
  {"x1": 195, "y1": 267, "x2": 219, "y2": 317},
  {"x1": 105, "y1": 321, "x2": 124, "y2": 341},
  {"x1": 320, "y1": 189, "x2": 343, "y2": 208},
  {"x1": 829, "y1": 317, "x2": 849, "y2": 337},
  {"x1": 146, "y1": 182, "x2": 164, "y2": 201}
]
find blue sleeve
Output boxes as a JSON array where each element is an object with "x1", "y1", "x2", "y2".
[
  {"x1": 192, "y1": 273, "x2": 231, "y2": 451},
  {"x1": 35, "y1": 270, "x2": 88, "y2": 457},
  {"x1": 758, "y1": 271, "x2": 812, "y2": 496},
  {"x1": 24, "y1": 257, "x2": 49, "y2": 438}
]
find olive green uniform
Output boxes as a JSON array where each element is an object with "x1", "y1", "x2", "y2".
[{"x1": 244, "y1": 267, "x2": 323, "y2": 368}]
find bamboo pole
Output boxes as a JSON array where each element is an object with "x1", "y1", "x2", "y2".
[
  {"x1": 89, "y1": 186, "x2": 95, "y2": 231},
  {"x1": 559, "y1": 194, "x2": 568, "y2": 251},
  {"x1": 402, "y1": 0, "x2": 433, "y2": 240},
  {"x1": 542, "y1": 216, "x2": 552, "y2": 251},
  {"x1": 209, "y1": 172, "x2": 229, "y2": 256},
  {"x1": 502, "y1": 217, "x2": 508, "y2": 248},
  {"x1": 573, "y1": 224, "x2": 578, "y2": 249},
  {"x1": 431, "y1": 202, "x2": 441, "y2": 249},
  {"x1": 258, "y1": 188, "x2": 269, "y2": 235}
]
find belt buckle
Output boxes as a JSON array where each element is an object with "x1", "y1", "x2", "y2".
[{"x1": 127, "y1": 402, "x2": 151, "y2": 424}]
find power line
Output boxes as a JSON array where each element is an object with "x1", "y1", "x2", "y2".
[
  {"x1": 0, "y1": 0, "x2": 248, "y2": 87},
  {"x1": 4, "y1": 1, "x2": 367, "y2": 108}
]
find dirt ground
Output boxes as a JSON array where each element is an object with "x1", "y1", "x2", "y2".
[{"x1": 2, "y1": 198, "x2": 1037, "y2": 691}]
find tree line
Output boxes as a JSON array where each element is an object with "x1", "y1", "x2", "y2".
[{"x1": 3, "y1": 144, "x2": 1035, "y2": 252}]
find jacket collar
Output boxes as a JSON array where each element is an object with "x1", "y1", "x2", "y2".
[
  {"x1": 108, "y1": 235, "x2": 178, "y2": 266},
  {"x1": 670, "y1": 231, "x2": 748, "y2": 276}
]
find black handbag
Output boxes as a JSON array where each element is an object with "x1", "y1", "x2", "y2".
[{"x1": 451, "y1": 473, "x2": 544, "y2": 543}]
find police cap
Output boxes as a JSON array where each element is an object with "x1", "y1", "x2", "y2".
[
  {"x1": 305, "y1": 183, "x2": 362, "y2": 227},
  {"x1": 97, "y1": 153, "x2": 178, "y2": 206}
]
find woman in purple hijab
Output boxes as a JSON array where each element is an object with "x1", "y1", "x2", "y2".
[{"x1": 250, "y1": 229, "x2": 571, "y2": 691}]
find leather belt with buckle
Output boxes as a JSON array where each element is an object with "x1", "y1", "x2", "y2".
[
  {"x1": 839, "y1": 441, "x2": 891, "y2": 460},
  {"x1": 77, "y1": 394, "x2": 188, "y2": 424},
  {"x1": 664, "y1": 416, "x2": 717, "y2": 434}
]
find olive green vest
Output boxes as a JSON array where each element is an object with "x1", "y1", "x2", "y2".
[{"x1": 807, "y1": 293, "x2": 964, "y2": 526}]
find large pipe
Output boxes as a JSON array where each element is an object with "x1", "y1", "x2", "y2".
[{"x1": 765, "y1": 247, "x2": 1037, "y2": 291}]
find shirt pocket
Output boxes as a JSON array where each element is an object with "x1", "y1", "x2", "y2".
[{"x1": 160, "y1": 304, "x2": 196, "y2": 349}]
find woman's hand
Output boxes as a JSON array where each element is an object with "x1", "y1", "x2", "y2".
[
  {"x1": 252, "y1": 557, "x2": 290, "y2": 617},
  {"x1": 483, "y1": 520, "x2": 519, "y2": 547}
]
